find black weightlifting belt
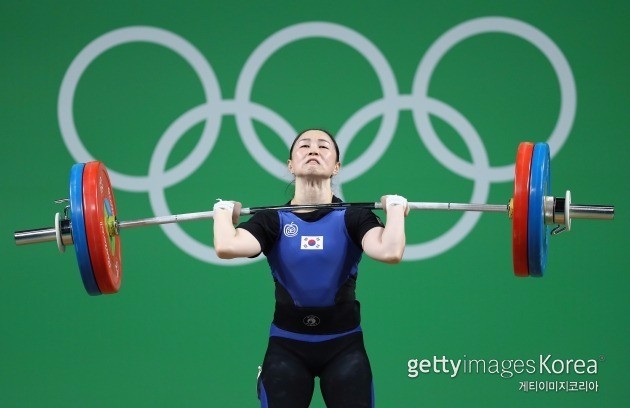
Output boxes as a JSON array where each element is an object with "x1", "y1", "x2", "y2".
[
  {"x1": 271, "y1": 277, "x2": 361, "y2": 334},
  {"x1": 273, "y1": 300, "x2": 361, "y2": 334}
]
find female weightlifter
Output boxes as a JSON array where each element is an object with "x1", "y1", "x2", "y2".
[{"x1": 212, "y1": 129, "x2": 408, "y2": 407}]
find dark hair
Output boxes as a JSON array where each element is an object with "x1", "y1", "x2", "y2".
[{"x1": 289, "y1": 128, "x2": 340, "y2": 162}]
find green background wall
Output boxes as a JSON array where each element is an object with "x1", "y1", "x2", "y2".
[{"x1": 2, "y1": 1, "x2": 628, "y2": 406}]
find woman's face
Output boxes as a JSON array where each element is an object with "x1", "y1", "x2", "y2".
[{"x1": 288, "y1": 130, "x2": 340, "y2": 179}]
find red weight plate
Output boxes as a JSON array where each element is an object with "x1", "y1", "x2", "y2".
[
  {"x1": 512, "y1": 142, "x2": 534, "y2": 277},
  {"x1": 83, "y1": 161, "x2": 122, "y2": 294}
]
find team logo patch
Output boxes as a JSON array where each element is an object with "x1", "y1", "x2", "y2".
[
  {"x1": 301, "y1": 236, "x2": 323, "y2": 250},
  {"x1": 283, "y1": 222, "x2": 298, "y2": 237},
  {"x1": 303, "y1": 315, "x2": 320, "y2": 326}
]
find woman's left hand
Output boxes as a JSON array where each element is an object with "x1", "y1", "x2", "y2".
[{"x1": 380, "y1": 195, "x2": 410, "y2": 216}]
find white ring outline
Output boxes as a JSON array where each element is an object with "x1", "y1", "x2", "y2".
[
  {"x1": 58, "y1": 26, "x2": 223, "y2": 192},
  {"x1": 147, "y1": 102, "x2": 298, "y2": 265},
  {"x1": 234, "y1": 22, "x2": 399, "y2": 183},
  {"x1": 412, "y1": 17, "x2": 576, "y2": 182}
]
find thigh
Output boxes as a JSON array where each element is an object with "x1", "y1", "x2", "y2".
[
  {"x1": 319, "y1": 334, "x2": 374, "y2": 408},
  {"x1": 258, "y1": 337, "x2": 315, "y2": 408}
]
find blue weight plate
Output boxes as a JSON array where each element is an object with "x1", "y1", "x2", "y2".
[
  {"x1": 69, "y1": 163, "x2": 101, "y2": 295},
  {"x1": 527, "y1": 143, "x2": 551, "y2": 277}
]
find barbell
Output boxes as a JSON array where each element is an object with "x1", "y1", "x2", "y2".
[{"x1": 14, "y1": 142, "x2": 614, "y2": 295}]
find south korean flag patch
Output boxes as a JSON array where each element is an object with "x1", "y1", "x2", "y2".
[{"x1": 301, "y1": 236, "x2": 323, "y2": 250}]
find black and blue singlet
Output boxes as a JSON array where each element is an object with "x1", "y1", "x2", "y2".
[{"x1": 238, "y1": 197, "x2": 382, "y2": 408}]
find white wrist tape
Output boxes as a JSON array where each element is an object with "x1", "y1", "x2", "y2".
[
  {"x1": 213, "y1": 199, "x2": 235, "y2": 212},
  {"x1": 386, "y1": 194, "x2": 407, "y2": 209}
]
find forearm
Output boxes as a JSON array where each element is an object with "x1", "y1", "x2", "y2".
[
  {"x1": 362, "y1": 195, "x2": 409, "y2": 263},
  {"x1": 213, "y1": 209, "x2": 239, "y2": 258},
  {"x1": 212, "y1": 201, "x2": 261, "y2": 258},
  {"x1": 378, "y1": 206, "x2": 406, "y2": 263}
]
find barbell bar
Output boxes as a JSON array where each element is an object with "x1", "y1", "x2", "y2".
[
  {"x1": 13, "y1": 142, "x2": 615, "y2": 295},
  {"x1": 14, "y1": 199, "x2": 612, "y2": 246}
]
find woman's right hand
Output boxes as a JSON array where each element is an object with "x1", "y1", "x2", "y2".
[{"x1": 213, "y1": 199, "x2": 242, "y2": 224}]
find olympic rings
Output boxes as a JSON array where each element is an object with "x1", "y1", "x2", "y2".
[{"x1": 57, "y1": 17, "x2": 576, "y2": 265}]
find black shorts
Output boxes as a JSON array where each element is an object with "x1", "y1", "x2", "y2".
[{"x1": 257, "y1": 332, "x2": 374, "y2": 408}]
